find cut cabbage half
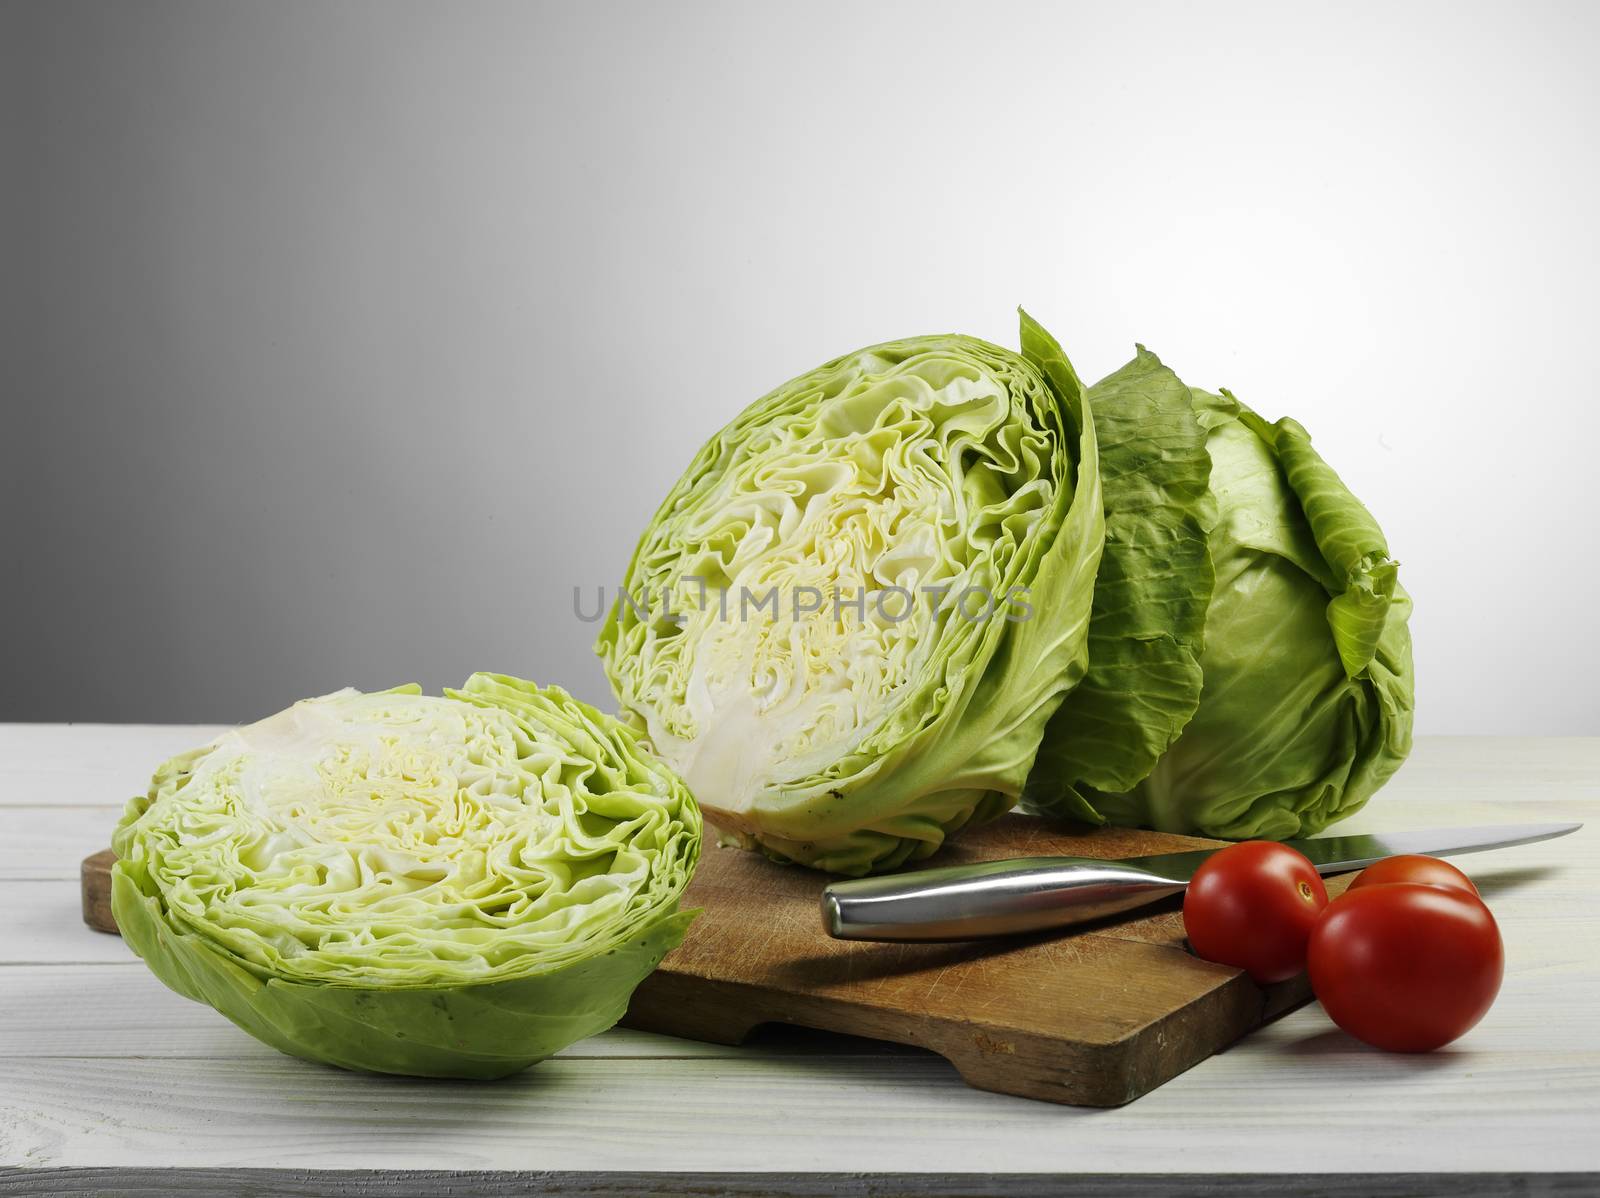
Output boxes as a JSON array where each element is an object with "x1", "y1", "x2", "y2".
[
  {"x1": 111, "y1": 674, "x2": 700, "y2": 1078},
  {"x1": 598, "y1": 312, "x2": 1103, "y2": 874}
]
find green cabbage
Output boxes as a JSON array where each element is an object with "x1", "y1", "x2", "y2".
[
  {"x1": 598, "y1": 313, "x2": 1103, "y2": 874},
  {"x1": 1024, "y1": 348, "x2": 1414, "y2": 839},
  {"x1": 111, "y1": 674, "x2": 701, "y2": 1078}
]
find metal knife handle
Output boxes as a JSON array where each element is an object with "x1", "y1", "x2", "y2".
[{"x1": 821, "y1": 856, "x2": 1187, "y2": 942}]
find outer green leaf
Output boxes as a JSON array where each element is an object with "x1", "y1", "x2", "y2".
[
  {"x1": 1076, "y1": 387, "x2": 1414, "y2": 839},
  {"x1": 1238, "y1": 405, "x2": 1399, "y2": 678},
  {"x1": 1022, "y1": 347, "x2": 1214, "y2": 821},
  {"x1": 111, "y1": 676, "x2": 701, "y2": 1078},
  {"x1": 112, "y1": 868, "x2": 693, "y2": 1079},
  {"x1": 597, "y1": 312, "x2": 1103, "y2": 874}
]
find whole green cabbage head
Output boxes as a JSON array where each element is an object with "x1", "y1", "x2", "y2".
[
  {"x1": 598, "y1": 313, "x2": 1103, "y2": 875},
  {"x1": 111, "y1": 673, "x2": 701, "y2": 1078},
  {"x1": 1023, "y1": 348, "x2": 1414, "y2": 839}
]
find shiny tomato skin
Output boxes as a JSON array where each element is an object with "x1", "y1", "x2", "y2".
[
  {"x1": 1347, "y1": 854, "x2": 1479, "y2": 897},
  {"x1": 1309, "y1": 883, "x2": 1503, "y2": 1052},
  {"x1": 1182, "y1": 841, "x2": 1329, "y2": 983}
]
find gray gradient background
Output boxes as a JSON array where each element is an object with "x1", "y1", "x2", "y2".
[{"x1": 4, "y1": 0, "x2": 1597, "y2": 732}]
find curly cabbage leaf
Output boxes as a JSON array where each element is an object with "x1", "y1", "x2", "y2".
[
  {"x1": 598, "y1": 312, "x2": 1103, "y2": 874},
  {"x1": 111, "y1": 674, "x2": 701, "y2": 1078},
  {"x1": 1024, "y1": 359, "x2": 1413, "y2": 840}
]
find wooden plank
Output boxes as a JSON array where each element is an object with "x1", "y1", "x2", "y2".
[
  {"x1": 0, "y1": 1045, "x2": 1595, "y2": 1174},
  {"x1": 0, "y1": 771, "x2": 155, "y2": 809},
  {"x1": 0, "y1": 725, "x2": 221, "y2": 809},
  {"x1": 0, "y1": 807, "x2": 119, "y2": 880},
  {"x1": 2, "y1": 1167, "x2": 1593, "y2": 1198},
  {"x1": 1394, "y1": 736, "x2": 1600, "y2": 780},
  {"x1": 1335, "y1": 794, "x2": 1599, "y2": 837},
  {"x1": 0, "y1": 882, "x2": 141, "y2": 965},
  {"x1": 0, "y1": 725, "x2": 231, "y2": 783},
  {"x1": 0, "y1": 964, "x2": 916, "y2": 1062}
]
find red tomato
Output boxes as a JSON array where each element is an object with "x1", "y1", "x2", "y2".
[
  {"x1": 1309, "y1": 883, "x2": 1503, "y2": 1052},
  {"x1": 1183, "y1": 841, "x2": 1329, "y2": 983},
  {"x1": 1348, "y1": 854, "x2": 1479, "y2": 896}
]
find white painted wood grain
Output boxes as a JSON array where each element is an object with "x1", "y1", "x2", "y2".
[
  {"x1": 0, "y1": 807, "x2": 120, "y2": 880},
  {"x1": 1, "y1": 1039, "x2": 1595, "y2": 1174},
  {"x1": 0, "y1": 730, "x2": 1596, "y2": 1177},
  {"x1": 0, "y1": 965, "x2": 907, "y2": 1062},
  {"x1": 0, "y1": 770, "x2": 153, "y2": 809},
  {"x1": 0, "y1": 719, "x2": 233, "y2": 767},
  {"x1": 0, "y1": 725, "x2": 231, "y2": 783},
  {"x1": 0, "y1": 724, "x2": 227, "y2": 809},
  {"x1": 0, "y1": 883, "x2": 139, "y2": 965}
]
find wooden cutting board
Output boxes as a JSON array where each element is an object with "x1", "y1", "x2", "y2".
[{"x1": 81, "y1": 816, "x2": 1350, "y2": 1107}]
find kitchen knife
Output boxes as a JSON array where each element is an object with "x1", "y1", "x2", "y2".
[{"x1": 821, "y1": 822, "x2": 1581, "y2": 942}]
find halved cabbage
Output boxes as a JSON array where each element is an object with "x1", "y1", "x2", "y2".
[
  {"x1": 111, "y1": 674, "x2": 700, "y2": 1078},
  {"x1": 1024, "y1": 349, "x2": 1414, "y2": 839},
  {"x1": 597, "y1": 313, "x2": 1103, "y2": 874}
]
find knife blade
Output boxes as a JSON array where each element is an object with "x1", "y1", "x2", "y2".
[
  {"x1": 1113, "y1": 822, "x2": 1581, "y2": 883},
  {"x1": 821, "y1": 821, "x2": 1581, "y2": 942}
]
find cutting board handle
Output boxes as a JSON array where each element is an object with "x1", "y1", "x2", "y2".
[{"x1": 82, "y1": 849, "x2": 118, "y2": 934}]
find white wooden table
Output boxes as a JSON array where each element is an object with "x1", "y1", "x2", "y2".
[{"x1": 1, "y1": 728, "x2": 1595, "y2": 1197}]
